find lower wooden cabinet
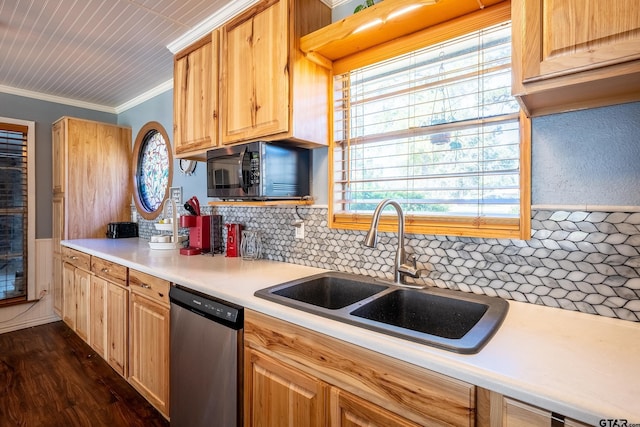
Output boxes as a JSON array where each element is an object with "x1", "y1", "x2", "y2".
[
  {"x1": 245, "y1": 348, "x2": 327, "y2": 426},
  {"x1": 106, "y1": 282, "x2": 128, "y2": 376},
  {"x1": 477, "y1": 389, "x2": 592, "y2": 427},
  {"x1": 52, "y1": 254, "x2": 63, "y2": 317},
  {"x1": 89, "y1": 276, "x2": 107, "y2": 357},
  {"x1": 330, "y1": 387, "x2": 422, "y2": 427},
  {"x1": 129, "y1": 269, "x2": 170, "y2": 418},
  {"x1": 62, "y1": 257, "x2": 90, "y2": 342},
  {"x1": 61, "y1": 249, "x2": 169, "y2": 418},
  {"x1": 62, "y1": 262, "x2": 76, "y2": 329},
  {"x1": 244, "y1": 310, "x2": 476, "y2": 427},
  {"x1": 89, "y1": 274, "x2": 129, "y2": 377}
]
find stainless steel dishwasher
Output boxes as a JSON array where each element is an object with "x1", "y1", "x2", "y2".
[{"x1": 170, "y1": 285, "x2": 243, "y2": 427}]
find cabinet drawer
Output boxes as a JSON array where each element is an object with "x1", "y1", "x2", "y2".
[
  {"x1": 61, "y1": 247, "x2": 91, "y2": 270},
  {"x1": 91, "y1": 257, "x2": 127, "y2": 287},
  {"x1": 129, "y1": 269, "x2": 170, "y2": 306}
]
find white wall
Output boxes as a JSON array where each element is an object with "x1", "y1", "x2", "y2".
[{"x1": 0, "y1": 239, "x2": 58, "y2": 333}]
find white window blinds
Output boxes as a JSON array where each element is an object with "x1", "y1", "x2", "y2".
[
  {"x1": 0, "y1": 123, "x2": 28, "y2": 302},
  {"x1": 333, "y1": 22, "x2": 522, "y2": 222}
]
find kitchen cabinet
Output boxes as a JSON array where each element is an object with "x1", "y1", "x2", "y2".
[
  {"x1": 173, "y1": 31, "x2": 219, "y2": 160},
  {"x1": 477, "y1": 389, "x2": 591, "y2": 427},
  {"x1": 52, "y1": 195, "x2": 64, "y2": 316},
  {"x1": 512, "y1": 0, "x2": 640, "y2": 116},
  {"x1": 244, "y1": 310, "x2": 476, "y2": 427},
  {"x1": 51, "y1": 117, "x2": 131, "y2": 319},
  {"x1": 61, "y1": 247, "x2": 91, "y2": 342},
  {"x1": 220, "y1": 0, "x2": 331, "y2": 146},
  {"x1": 129, "y1": 269, "x2": 170, "y2": 418},
  {"x1": 330, "y1": 387, "x2": 422, "y2": 427},
  {"x1": 90, "y1": 256, "x2": 129, "y2": 377},
  {"x1": 89, "y1": 275, "x2": 107, "y2": 357},
  {"x1": 245, "y1": 348, "x2": 327, "y2": 426}
]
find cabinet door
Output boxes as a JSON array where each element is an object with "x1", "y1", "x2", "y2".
[
  {"x1": 245, "y1": 348, "x2": 327, "y2": 427},
  {"x1": 503, "y1": 397, "x2": 591, "y2": 427},
  {"x1": 52, "y1": 120, "x2": 65, "y2": 194},
  {"x1": 62, "y1": 262, "x2": 76, "y2": 328},
  {"x1": 173, "y1": 32, "x2": 218, "y2": 157},
  {"x1": 107, "y1": 282, "x2": 128, "y2": 377},
  {"x1": 330, "y1": 387, "x2": 421, "y2": 427},
  {"x1": 53, "y1": 254, "x2": 63, "y2": 317},
  {"x1": 517, "y1": 0, "x2": 640, "y2": 80},
  {"x1": 89, "y1": 275, "x2": 107, "y2": 358},
  {"x1": 74, "y1": 268, "x2": 91, "y2": 342},
  {"x1": 222, "y1": 0, "x2": 289, "y2": 143},
  {"x1": 66, "y1": 119, "x2": 132, "y2": 240},
  {"x1": 129, "y1": 292, "x2": 170, "y2": 417},
  {"x1": 52, "y1": 195, "x2": 64, "y2": 255}
]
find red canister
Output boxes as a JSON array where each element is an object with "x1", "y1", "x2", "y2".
[{"x1": 225, "y1": 223, "x2": 243, "y2": 257}]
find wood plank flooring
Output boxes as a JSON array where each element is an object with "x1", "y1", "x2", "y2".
[{"x1": 0, "y1": 321, "x2": 169, "y2": 426}]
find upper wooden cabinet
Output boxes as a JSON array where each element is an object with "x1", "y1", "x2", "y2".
[
  {"x1": 512, "y1": 0, "x2": 640, "y2": 116},
  {"x1": 220, "y1": 0, "x2": 331, "y2": 146},
  {"x1": 173, "y1": 32, "x2": 219, "y2": 160},
  {"x1": 52, "y1": 117, "x2": 132, "y2": 243}
]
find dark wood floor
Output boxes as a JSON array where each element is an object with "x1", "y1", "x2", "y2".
[{"x1": 0, "y1": 321, "x2": 169, "y2": 427}]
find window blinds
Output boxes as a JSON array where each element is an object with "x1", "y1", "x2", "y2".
[
  {"x1": 333, "y1": 22, "x2": 521, "y2": 220},
  {"x1": 0, "y1": 123, "x2": 28, "y2": 301}
]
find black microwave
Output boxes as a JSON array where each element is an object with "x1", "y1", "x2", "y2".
[{"x1": 207, "y1": 141, "x2": 310, "y2": 200}]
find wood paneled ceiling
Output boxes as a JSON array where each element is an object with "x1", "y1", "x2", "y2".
[{"x1": 0, "y1": 0, "x2": 265, "y2": 111}]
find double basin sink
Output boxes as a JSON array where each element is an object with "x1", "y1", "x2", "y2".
[{"x1": 255, "y1": 272, "x2": 508, "y2": 354}]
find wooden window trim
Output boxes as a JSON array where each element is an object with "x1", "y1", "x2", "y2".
[{"x1": 328, "y1": 4, "x2": 531, "y2": 240}]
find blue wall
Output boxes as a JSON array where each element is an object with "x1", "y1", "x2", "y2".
[{"x1": 532, "y1": 103, "x2": 640, "y2": 206}]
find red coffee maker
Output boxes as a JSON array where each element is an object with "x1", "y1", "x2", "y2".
[
  {"x1": 226, "y1": 223, "x2": 243, "y2": 257},
  {"x1": 180, "y1": 215, "x2": 211, "y2": 255}
]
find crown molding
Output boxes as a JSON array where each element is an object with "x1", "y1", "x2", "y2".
[
  {"x1": 167, "y1": 0, "x2": 260, "y2": 54},
  {"x1": 115, "y1": 79, "x2": 173, "y2": 113},
  {"x1": 0, "y1": 84, "x2": 116, "y2": 114}
]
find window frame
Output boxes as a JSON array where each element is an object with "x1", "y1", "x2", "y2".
[
  {"x1": 328, "y1": 5, "x2": 531, "y2": 240},
  {"x1": 132, "y1": 121, "x2": 173, "y2": 221},
  {"x1": 0, "y1": 117, "x2": 35, "y2": 304}
]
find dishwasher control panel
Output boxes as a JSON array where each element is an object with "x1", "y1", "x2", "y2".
[{"x1": 170, "y1": 285, "x2": 243, "y2": 329}]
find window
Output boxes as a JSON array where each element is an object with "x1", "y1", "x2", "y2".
[
  {"x1": 331, "y1": 20, "x2": 530, "y2": 239},
  {"x1": 132, "y1": 122, "x2": 173, "y2": 220},
  {"x1": 0, "y1": 118, "x2": 35, "y2": 303}
]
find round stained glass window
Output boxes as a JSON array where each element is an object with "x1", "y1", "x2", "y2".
[
  {"x1": 132, "y1": 122, "x2": 173, "y2": 220},
  {"x1": 138, "y1": 131, "x2": 169, "y2": 211}
]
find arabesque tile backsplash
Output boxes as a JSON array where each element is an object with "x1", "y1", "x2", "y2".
[{"x1": 138, "y1": 206, "x2": 640, "y2": 322}]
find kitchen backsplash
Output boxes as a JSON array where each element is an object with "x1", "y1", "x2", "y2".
[{"x1": 138, "y1": 206, "x2": 640, "y2": 322}]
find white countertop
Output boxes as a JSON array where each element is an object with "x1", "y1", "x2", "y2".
[{"x1": 63, "y1": 238, "x2": 640, "y2": 425}]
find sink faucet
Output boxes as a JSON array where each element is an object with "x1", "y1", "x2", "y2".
[{"x1": 363, "y1": 199, "x2": 422, "y2": 287}]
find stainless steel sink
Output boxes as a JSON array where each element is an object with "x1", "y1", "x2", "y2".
[{"x1": 255, "y1": 272, "x2": 508, "y2": 354}]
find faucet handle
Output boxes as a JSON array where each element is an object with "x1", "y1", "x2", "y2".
[{"x1": 399, "y1": 254, "x2": 420, "y2": 279}]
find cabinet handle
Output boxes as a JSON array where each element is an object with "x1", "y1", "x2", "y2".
[
  {"x1": 101, "y1": 268, "x2": 109, "y2": 273},
  {"x1": 140, "y1": 283, "x2": 151, "y2": 289},
  {"x1": 70, "y1": 256, "x2": 78, "y2": 260}
]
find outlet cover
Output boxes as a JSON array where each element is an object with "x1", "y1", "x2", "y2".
[{"x1": 295, "y1": 222, "x2": 305, "y2": 239}]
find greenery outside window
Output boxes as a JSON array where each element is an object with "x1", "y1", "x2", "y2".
[
  {"x1": 331, "y1": 19, "x2": 531, "y2": 239},
  {"x1": 132, "y1": 122, "x2": 173, "y2": 220}
]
